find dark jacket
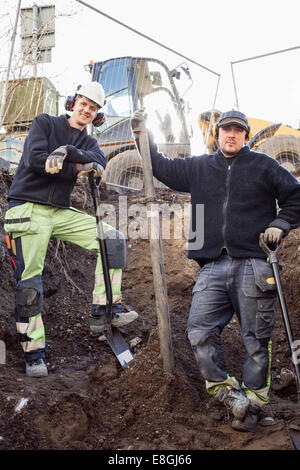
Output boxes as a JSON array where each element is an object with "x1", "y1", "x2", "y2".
[
  {"x1": 8, "y1": 113, "x2": 106, "y2": 209},
  {"x1": 146, "y1": 139, "x2": 300, "y2": 263}
]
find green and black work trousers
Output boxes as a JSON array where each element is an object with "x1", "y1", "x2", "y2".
[{"x1": 5, "y1": 201, "x2": 124, "y2": 361}]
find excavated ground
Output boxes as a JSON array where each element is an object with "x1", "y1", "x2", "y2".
[{"x1": 0, "y1": 169, "x2": 300, "y2": 452}]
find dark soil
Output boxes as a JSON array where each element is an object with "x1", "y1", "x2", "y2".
[{"x1": 0, "y1": 169, "x2": 300, "y2": 451}]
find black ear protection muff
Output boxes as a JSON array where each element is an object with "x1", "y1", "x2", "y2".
[
  {"x1": 64, "y1": 89, "x2": 106, "y2": 128},
  {"x1": 64, "y1": 95, "x2": 76, "y2": 112},
  {"x1": 214, "y1": 110, "x2": 251, "y2": 141},
  {"x1": 91, "y1": 112, "x2": 106, "y2": 127}
]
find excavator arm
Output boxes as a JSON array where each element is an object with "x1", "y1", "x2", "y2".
[{"x1": 247, "y1": 123, "x2": 282, "y2": 150}]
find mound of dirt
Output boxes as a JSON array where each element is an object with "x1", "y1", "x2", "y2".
[{"x1": 0, "y1": 169, "x2": 299, "y2": 451}]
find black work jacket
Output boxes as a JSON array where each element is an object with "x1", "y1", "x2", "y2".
[
  {"x1": 8, "y1": 113, "x2": 106, "y2": 209},
  {"x1": 147, "y1": 139, "x2": 300, "y2": 263}
]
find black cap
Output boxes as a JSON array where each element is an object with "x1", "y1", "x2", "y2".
[{"x1": 217, "y1": 110, "x2": 249, "y2": 132}]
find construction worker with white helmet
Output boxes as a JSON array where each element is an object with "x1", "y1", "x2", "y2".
[{"x1": 4, "y1": 81, "x2": 138, "y2": 378}]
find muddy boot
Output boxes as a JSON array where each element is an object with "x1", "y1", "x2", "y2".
[
  {"x1": 215, "y1": 386, "x2": 250, "y2": 420},
  {"x1": 26, "y1": 358, "x2": 48, "y2": 377},
  {"x1": 90, "y1": 304, "x2": 138, "y2": 334},
  {"x1": 231, "y1": 404, "x2": 260, "y2": 432}
]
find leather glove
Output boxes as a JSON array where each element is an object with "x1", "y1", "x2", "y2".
[
  {"x1": 45, "y1": 146, "x2": 68, "y2": 174},
  {"x1": 131, "y1": 109, "x2": 147, "y2": 139},
  {"x1": 263, "y1": 227, "x2": 283, "y2": 244},
  {"x1": 76, "y1": 162, "x2": 104, "y2": 178}
]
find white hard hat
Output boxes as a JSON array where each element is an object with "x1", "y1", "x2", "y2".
[{"x1": 76, "y1": 81, "x2": 105, "y2": 108}]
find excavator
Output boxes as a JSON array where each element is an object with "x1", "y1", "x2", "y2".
[{"x1": 86, "y1": 56, "x2": 191, "y2": 191}]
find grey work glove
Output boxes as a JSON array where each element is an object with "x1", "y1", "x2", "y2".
[
  {"x1": 76, "y1": 162, "x2": 104, "y2": 178},
  {"x1": 45, "y1": 146, "x2": 68, "y2": 174},
  {"x1": 131, "y1": 109, "x2": 147, "y2": 139},
  {"x1": 263, "y1": 227, "x2": 284, "y2": 244}
]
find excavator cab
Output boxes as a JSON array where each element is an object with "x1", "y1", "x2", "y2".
[{"x1": 86, "y1": 57, "x2": 191, "y2": 191}]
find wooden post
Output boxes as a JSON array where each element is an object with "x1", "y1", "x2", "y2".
[{"x1": 137, "y1": 123, "x2": 174, "y2": 374}]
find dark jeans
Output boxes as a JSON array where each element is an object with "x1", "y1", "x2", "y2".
[{"x1": 188, "y1": 253, "x2": 277, "y2": 393}]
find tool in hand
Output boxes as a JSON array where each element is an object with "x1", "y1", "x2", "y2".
[
  {"x1": 259, "y1": 234, "x2": 300, "y2": 449},
  {"x1": 88, "y1": 173, "x2": 134, "y2": 368}
]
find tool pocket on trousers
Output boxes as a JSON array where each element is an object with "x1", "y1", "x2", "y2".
[
  {"x1": 4, "y1": 202, "x2": 38, "y2": 234},
  {"x1": 242, "y1": 258, "x2": 276, "y2": 297},
  {"x1": 192, "y1": 262, "x2": 214, "y2": 293},
  {"x1": 256, "y1": 297, "x2": 276, "y2": 339}
]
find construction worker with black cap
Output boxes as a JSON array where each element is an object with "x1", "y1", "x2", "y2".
[
  {"x1": 131, "y1": 109, "x2": 300, "y2": 432},
  {"x1": 4, "y1": 81, "x2": 138, "y2": 378}
]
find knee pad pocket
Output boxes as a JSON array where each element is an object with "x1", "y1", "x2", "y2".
[
  {"x1": 16, "y1": 288, "x2": 40, "y2": 318},
  {"x1": 15, "y1": 277, "x2": 43, "y2": 320}
]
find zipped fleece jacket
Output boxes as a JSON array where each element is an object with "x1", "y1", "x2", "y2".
[
  {"x1": 8, "y1": 113, "x2": 106, "y2": 209},
  {"x1": 146, "y1": 139, "x2": 300, "y2": 263}
]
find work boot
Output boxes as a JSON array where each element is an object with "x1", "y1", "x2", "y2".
[
  {"x1": 90, "y1": 304, "x2": 138, "y2": 334},
  {"x1": 26, "y1": 358, "x2": 48, "y2": 377},
  {"x1": 231, "y1": 404, "x2": 260, "y2": 432},
  {"x1": 215, "y1": 386, "x2": 250, "y2": 420}
]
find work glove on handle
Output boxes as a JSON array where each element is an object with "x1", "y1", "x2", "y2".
[
  {"x1": 76, "y1": 162, "x2": 104, "y2": 178},
  {"x1": 45, "y1": 146, "x2": 68, "y2": 174},
  {"x1": 263, "y1": 227, "x2": 283, "y2": 244},
  {"x1": 131, "y1": 109, "x2": 148, "y2": 139}
]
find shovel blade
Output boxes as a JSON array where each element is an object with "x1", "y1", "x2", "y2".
[
  {"x1": 106, "y1": 327, "x2": 135, "y2": 368},
  {"x1": 289, "y1": 427, "x2": 300, "y2": 450}
]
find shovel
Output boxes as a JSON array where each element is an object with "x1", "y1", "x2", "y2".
[
  {"x1": 259, "y1": 233, "x2": 300, "y2": 449},
  {"x1": 88, "y1": 173, "x2": 134, "y2": 368}
]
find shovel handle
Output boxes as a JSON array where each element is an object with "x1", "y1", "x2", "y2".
[
  {"x1": 259, "y1": 233, "x2": 279, "y2": 264},
  {"x1": 88, "y1": 173, "x2": 113, "y2": 322},
  {"x1": 259, "y1": 234, "x2": 300, "y2": 399}
]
